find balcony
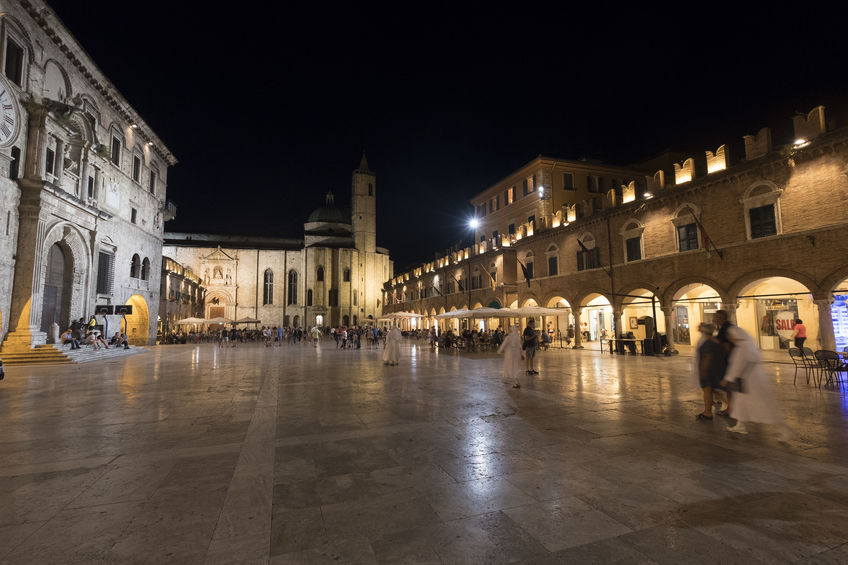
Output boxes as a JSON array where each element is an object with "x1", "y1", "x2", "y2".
[{"x1": 162, "y1": 199, "x2": 177, "y2": 221}]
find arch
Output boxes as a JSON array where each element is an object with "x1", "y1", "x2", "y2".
[
  {"x1": 544, "y1": 295, "x2": 571, "y2": 308},
  {"x1": 577, "y1": 231, "x2": 596, "y2": 248},
  {"x1": 672, "y1": 202, "x2": 702, "y2": 219},
  {"x1": 316, "y1": 265, "x2": 324, "y2": 282},
  {"x1": 130, "y1": 254, "x2": 141, "y2": 278},
  {"x1": 617, "y1": 283, "x2": 661, "y2": 305},
  {"x1": 742, "y1": 179, "x2": 781, "y2": 200},
  {"x1": 728, "y1": 269, "x2": 820, "y2": 300},
  {"x1": 471, "y1": 301, "x2": 483, "y2": 309},
  {"x1": 293, "y1": 315, "x2": 300, "y2": 328},
  {"x1": 820, "y1": 266, "x2": 848, "y2": 296},
  {"x1": 141, "y1": 257, "x2": 150, "y2": 281},
  {"x1": 619, "y1": 218, "x2": 644, "y2": 234},
  {"x1": 124, "y1": 294, "x2": 150, "y2": 345},
  {"x1": 662, "y1": 276, "x2": 728, "y2": 306},
  {"x1": 520, "y1": 296, "x2": 539, "y2": 307},
  {"x1": 575, "y1": 290, "x2": 613, "y2": 308},
  {"x1": 487, "y1": 300, "x2": 502, "y2": 309},
  {"x1": 545, "y1": 243, "x2": 558, "y2": 253},
  {"x1": 39, "y1": 223, "x2": 90, "y2": 331}
]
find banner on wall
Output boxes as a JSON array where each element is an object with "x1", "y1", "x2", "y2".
[{"x1": 833, "y1": 295, "x2": 848, "y2": 352}]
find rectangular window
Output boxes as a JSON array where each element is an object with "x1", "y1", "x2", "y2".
[
  {"x1": 522, "y1": 179, "x2": 528, "y2": 195},
  {"x1": 492, "y1": 230, "x2": 499, "y2": 241},
  {"x1": 496, "y1": 195, "x2": 500, "y2": 210},
  {"x1": 749, "y1": 204, "x2": 777, "y2": 239},
  {"x1": 110, "y1": 136, "x2": 121, "y2": 166},
  {"x1": 508, "y1": 223, "x2": 515, "y2": 235},
  {"x1": 87, "y1": 176, "x2": 95, "y2": 199},
  {"x1": 131, "y1": 208, "x2": 137, "y2": 224},
  {"x1": 149, "y1": 170, "x2": 156, "y2": 194},
  {"x1": 548, "y1": 256, "x2": 558, "y2": 276},
  {"x1": 563, "y1": 172, "x2": 574, "y2": 190},
  {"x1": 96, "y1": 251, "x2": 115, "y2": 294},
  {"x1": 45, "y1": 148, "x2": 55, "y2": 176},
  {"x1": 626, "y1": 236, "x2": 642, "y2": 261},
  {"x1": 506, "y1": 187, "x2": 515, "y2": 204},
  {"x1": 4, "y1": 39, "x2": 24, "y2": 86},
  {"x1": 678, "y1": 223, "x2": 699, "y2": 251},
  {"x1": 587, "y1": 175, "x2": 598, "y2": 193},
  {"x1": 528, "y1": 215, "x2": 535, "y2": 226},
  {"x1": 526, "y1": 262, "x2": 534, "y2": 278},
  {"x1": 577, "y1": 248, "x2": 600, "y2": 271},
  {"x1": 132, "y1": 155, "x2": 141, "y2": 182}
]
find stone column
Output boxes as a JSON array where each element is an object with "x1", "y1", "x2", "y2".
[
  {"x1": 815, "y1": 298, "x2": 836, "y2": 351},
  {"x1": 612, "y1": 307, "x2": 623, "y2": 338},
  {"x1": 93, "y1": 167, "x2": 101, "y2": 201},
  {"x1": 720, "y1": 302, "x2": 739, "y2": 325},
  {"x1": 54, "y1": 138, "x2": 65, "y2": 184},
  {"x1": 79, "y1": 150, "x2": 89, "y2": 200},
  {"x1": 661, "y1": 306, "x2": 678, "y2": 354},
  {"x1": 2, "y1": 183, "x2": 48, "y2": 351},
  {"x1": 572, "y1": 306, "x2": 583, "y2": 348}
]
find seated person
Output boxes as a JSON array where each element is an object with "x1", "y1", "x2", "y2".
[
  {"x1": 61, "y1": 328, "x2": 80, "y2": 349},
  {"x1": 623, "y1": 331, "x2": 637, "y2": 354},
  {"x1": 91, "y1": 331, "x2": 109, "y2": 349}
]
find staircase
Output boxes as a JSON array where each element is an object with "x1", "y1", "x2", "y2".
[
  {"x1": 1, "y1": 344, "x2": 145, "y2": 365},
  {"x1": 1, "y1": 344, "x2": 72, "y2": 365}
]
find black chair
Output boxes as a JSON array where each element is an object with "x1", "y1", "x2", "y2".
[
  {"x1": 802, "y1": 347, "x2": 821, "y2": 386},
  {"x1": 815, "y1": 350, "x2": 847, "y2": 387},
  {"x1": 788, "y1": 347, "x2": 809, "y2": 385}
]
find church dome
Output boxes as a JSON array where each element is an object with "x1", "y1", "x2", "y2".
[{"x1": 307, "y1": 192, "x2": 349, "y2": 224}]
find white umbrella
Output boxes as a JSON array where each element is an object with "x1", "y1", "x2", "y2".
[
  {"x1": 505, "y1": 306, "x2": 571, "y2": 317},
  {"x1": 207, "y1": 316, "x2": 233, "y2": 324},
  {"x1": 235, "y1": 317, "x2": 262, "y2": 324},
  {"x1": 175, "y1": 317, "x2": 205, "y2": 325}
]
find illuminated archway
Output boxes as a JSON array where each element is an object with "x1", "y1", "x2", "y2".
[
  {"x1": 579, "y1": 293, "x2": 612, "y2": 342},
  {"x1": 124, "y1": 294, "x2": 150, "y2": 346},
  {"x1": 670, "y1": 282, "x2": 724, "y2": 346},
  {"x1": 620, "y1": 287, "x2": 664, "y2": 340},
  {"x1": 735, "y1": 276, "x2": 815, "y2": 351},
  {"x1": 545, "y1": 296, "x2": 572, "y2": 339}
]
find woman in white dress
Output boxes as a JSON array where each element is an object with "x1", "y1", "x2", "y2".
[
  {"x1": 721, "y1": 326, "x2": 792, "y2": 439},
  {"x1": 498, "y1": 325, "x2": 524, "y2": 388},
  {"x1": 382, "y1": 324, "x2": 401, "y2": 366}
]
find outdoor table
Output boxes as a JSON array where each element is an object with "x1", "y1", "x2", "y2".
[{"x1": 602, "y1": 338, "x2": 640, "y2": 355}]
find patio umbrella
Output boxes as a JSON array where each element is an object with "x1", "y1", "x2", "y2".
[
  {"x1": 235, "y1": 317, "x2": 262, "y2": 324},
  {"x1": 206, "y1": 316, "x2": 233, "y2": 324},
  {"x1": 175, "y1": 317, "x2": 205, "y2": 325}
]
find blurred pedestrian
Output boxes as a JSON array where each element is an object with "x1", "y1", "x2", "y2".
[{"x1": 498, "y1": 325, "x2": 524, "y2": 388}]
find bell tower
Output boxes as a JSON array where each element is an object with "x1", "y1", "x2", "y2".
[{"x1": 351, "y1": 152, "x2": 376, "y2": 253}]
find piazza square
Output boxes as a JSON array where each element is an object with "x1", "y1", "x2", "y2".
[{"x1": 1, "y1": 341, "x2": 848, "y2": 564}]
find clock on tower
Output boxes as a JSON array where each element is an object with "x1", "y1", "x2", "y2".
[{"x1": 0, "y1": 76, "x2": 21, "y2": 147}]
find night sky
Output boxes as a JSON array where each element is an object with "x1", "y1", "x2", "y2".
[{"x1": 46, "y1": 2, "x2": 846, "y2": 270}]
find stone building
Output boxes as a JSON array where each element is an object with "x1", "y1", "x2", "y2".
[
  {"x1": 383, "y1": 105, "x2": 848, "y2": 354},
  {"x1": 0, "y1": 0, "x2": 177, "y2": 352},
  {"x1": 162, "y1": 156, "x2": 392, "y2": 331},
  {"x1": 159, "y1": 256, "x2": 205, "y2": 335}
]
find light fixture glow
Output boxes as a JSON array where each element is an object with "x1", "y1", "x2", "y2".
[
  {"x1": 539, "y1": 185, "x2": 545, "y2": 195},
  {"x1": 643, "y1": 192, "x2": 653, "y2": 199},
  {"x1": 469, "y1": 217, "x2": 480, "y2": 229},
  {"x1": 794, "y1": 138, "x2": 809, "y2": 147}
]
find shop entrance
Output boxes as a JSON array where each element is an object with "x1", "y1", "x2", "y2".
[
  {"x1": 670, "y1": 283, "x2": 723, "y2": 346},
  {"x1": 736, "y1": 277, "x2": 815, "y2": 351}
]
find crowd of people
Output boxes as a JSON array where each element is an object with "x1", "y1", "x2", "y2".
[{"x1": 60, "y1": 316, "x2": 130, "y2": 351}]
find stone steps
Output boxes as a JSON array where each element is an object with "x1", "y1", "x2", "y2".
[
  {"x1": 1, "y1": 344, "x2": 72, "y2": 365},
  {"x1": 1, "y1": 343, "x2": 145, "y2": 365}
]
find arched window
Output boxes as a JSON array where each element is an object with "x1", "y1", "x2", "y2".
[
  {"x1": 130, "y1": 254, "x2": 141, "y2": 278},
  {"x1": 343, "y1": 268, "x2": 351, "y2": 282},
  {"x1": 316, "y1": 266, "x2": 324, "y2": 282},
  {"x1": 620, "y1": 220, "x2": 644, "y2": 263},
  {"x1": 743, "y1": 181, "x2": 782, "y2": 240},
  {"x1": 672, "y1": 204, "x2": 701, "y2": 252},
  {"x1": 141, "y1": 257, "x2": 150, "y2": 281},
  {"x1": 287, "y1": 270, "x2": 298, "y2": 305},
  {"x1": 523, "y1": 251, "x2": 534, "y2": 279},
  {"x1": 263, "y1": 269, "x2": 274, "y2": 305}
]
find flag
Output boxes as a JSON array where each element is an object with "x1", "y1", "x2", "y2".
[
  {"x1": 576, "y1": 238, "x2": 591, "y2": 254},
  {"x1": 432, "y1": 283, "x2": 443, "y2": 296},
  {"x1": 517, "y1": 259, "x2": 532, "y2": 288},
  {"x1": 692, "y1": 215, "x2": 723, "y2": 259},
  {"x1": 452, "y1": 274, "x2": 464, "y2": 292},
  {"x1": 391, "y1": 289, "x2": 399, "y2": 304},
  {"x1": 484, "y1": 269, "x2": 497, "y2": 291}
]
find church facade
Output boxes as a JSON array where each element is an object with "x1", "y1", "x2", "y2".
[
  {"x1": 0, "y1": 1, "x2": 177, "y2": 351},
  {"x1": 162, "y1": 157, "x2": 392, "y2": 331}
]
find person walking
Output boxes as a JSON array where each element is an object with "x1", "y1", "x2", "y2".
[
  {"x1": 498, "y1": 325, "x2": 525, "y2": 388},
  {"x1": 310, "y1": 326, "x2": 322, "y2": 347},
  {"x1": 523, "y1": 318, "x2": 539, "y2": 374},
  {"x1": 721, "y1": 326, "x2": 793, "y2": 440},
  {"x1": 792, "y1": 319, "x2": 807, "y2": 349},
  {"x1": 693, "y1": 322, "x2": 726, "y2": 421},
  {"x1": 382, "y1": 324, "x2": 401, "y2": 366}
]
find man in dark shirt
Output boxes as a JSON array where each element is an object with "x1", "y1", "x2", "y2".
[
  {"x1": 523, "y1": 319, "x2": 539, "y2": 374},
  {"x1": 713, "y1": 310, "x2": 734, "y2": 416},
  {"x1": 696, "y1": 322, "x2": 726, "y2": 420}
]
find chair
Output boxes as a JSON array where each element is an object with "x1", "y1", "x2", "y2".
[
  {"x1": 788, "y1": 347, "x2": 809, "y2": 385},
  {"x1": 802, "y1": 347, "x2": 821, "y2": 386},
  {"x1": 815, "y1": 350, "x2": 847, "y2": 387}
]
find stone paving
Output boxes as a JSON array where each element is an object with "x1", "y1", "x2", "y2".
[{"x1": 0, "y1": 339, "x2": 847, "y2": 564}]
